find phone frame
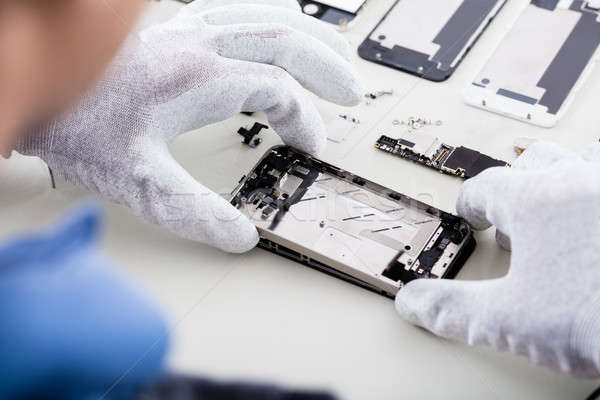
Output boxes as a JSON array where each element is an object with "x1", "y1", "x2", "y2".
[{"x1": 231, "y1": 146, "x2": 476, "y2": 298}]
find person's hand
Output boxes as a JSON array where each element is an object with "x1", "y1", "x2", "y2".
[
  {"x1": 0, "y1": 205, "x2": 168, "y2": 398},
  {"x1": 16, "y1": 0, "x2": 362, "y2": 253},
  {"x1": 395, "y1": 141, "x2": 600, "y2": 378}
]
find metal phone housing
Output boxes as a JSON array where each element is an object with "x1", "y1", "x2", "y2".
[{"x1": 231, "y1": 146, "x2": 475, "y2": 298}]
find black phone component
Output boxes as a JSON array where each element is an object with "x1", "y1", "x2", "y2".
[{"x1": 358, "y1": 0, "x2": 506, "y2": 81}]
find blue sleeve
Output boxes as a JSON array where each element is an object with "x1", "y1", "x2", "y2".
[{"x1": 0, "y1": 205, "x2": 169, "y2": 400}]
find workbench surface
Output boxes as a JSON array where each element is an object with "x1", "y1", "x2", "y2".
[{"x1": 1, "y1": 1, "x2": 599, "y2": 398}]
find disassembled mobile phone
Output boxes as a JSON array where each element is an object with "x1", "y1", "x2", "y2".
[
  {"x1": 358, "y1": 0, "x2": 506, "y2": 81},
  {"x1": 464, "y1": 0, "x2": 600, "y2": 127},
  {"x1": 298, "y1": 0, "x2": 368, "y2": 29},
  {"x1": 375, "y1": 133, "x2": 509, "y2": 179},
  {"x1": 231, "y1": 146, "x2": 475, "y2": 298}
]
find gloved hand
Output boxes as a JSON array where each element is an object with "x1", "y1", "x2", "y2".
[
  {"x1": 0, "y1": 205, "x2": 168, "y2": 399},
  {"x1": 16, "y1": 0, "x2": 362, "y2": 253},
  {"x1": 395, "y1": 141, "x2": 600, "y2": 378}
]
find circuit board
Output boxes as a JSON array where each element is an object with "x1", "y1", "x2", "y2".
[{"x1": 375, "y1": 133, "x2": 508, "y2": 179}]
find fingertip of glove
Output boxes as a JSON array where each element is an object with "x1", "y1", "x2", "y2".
[
  {"x1": 339, "y1": 73, "x2": 364, "y2": 107},
  {"x1": 319, "y1": 59, "x2": 363, "y2": 107},
  {"x1": 455, "y1": 182, "x2": 475, "y2": 222},
  {"x1": 394, "y1": 281, "x2": 424, "y2": 325},
  {"x1": 513, "y1": 140, "x2": 577, "y2": 170},
  {"x1": 456, "y1": 180, "x2": 493, "y2": 231},
  {"x1": 214, "y1": 219, "x2": 260, "y2": 254},
  {"x1": 279, "y1": 115, "x2": 328, "y2": 156},
  {"x1": 306, "y1": 133, "x2": 328, "y2": 156}
]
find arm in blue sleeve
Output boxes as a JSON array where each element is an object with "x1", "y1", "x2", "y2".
[{"x1": 0, "y1": 205, "x2": 169, "y2": 399}]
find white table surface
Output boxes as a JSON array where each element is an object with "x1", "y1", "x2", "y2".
[{"x1": 1, "y1": 1, "x2": 600, "y2": 398}]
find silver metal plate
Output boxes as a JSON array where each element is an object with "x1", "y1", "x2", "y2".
[
  {"x1": 230, "y1": 146, "x2": 475, "y2": 296},
  {"x1": 314, "y1": 0, "x2": 366, "y2": 13}
]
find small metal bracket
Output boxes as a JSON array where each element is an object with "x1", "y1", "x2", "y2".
[{"x1": 238, "y1": 122, "x2": 269, "y2": 148}]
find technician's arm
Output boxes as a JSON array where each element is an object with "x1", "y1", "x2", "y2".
[
  {"x1": 15, "y1": 0, "x2": 362, "y2": 253},
  {"x1": 395, "y1": 141, "x2": 600, "y2": 378}
]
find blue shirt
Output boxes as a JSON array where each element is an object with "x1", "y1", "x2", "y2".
[
  {"x1": 0, "y1": 205, "x2": 338, "y2": 400},
  {"x1": 0, "y1": 205, "x2": 169, "y2": 399}
]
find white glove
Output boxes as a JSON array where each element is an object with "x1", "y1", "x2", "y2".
[
  {"x1": 395, "y1": 141, "x2": 600, "y2": 378},
  {"x1": 16, "y1": 0, "x2": 362, "y2": 253}
]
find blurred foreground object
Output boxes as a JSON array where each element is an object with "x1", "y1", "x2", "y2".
[{"x1": 0, "y1": 205, "x2": 168, "y2": 398}]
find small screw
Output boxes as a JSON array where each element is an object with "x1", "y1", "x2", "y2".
[
  {"x1": 417, "y1": 66, "x2": 424, "y2": 74},
  {"x1": 365, "y1": 90, "x2": 393, "y2": 100},
  {"x1": 340, "y1": 114, "x2": 359, "y2": 124},
  {"x1": 482, "y1": 99, "x2": 487, "y2": 106},
  {"x1": 377, "y1": 89, "x2": 394, "y2": 96},
  {"x1": 375, "y1": 53, "x2": 382, "y2": 60},
  {"x1": 319, "y1": 221, "x2": 325, "y2": 228}
]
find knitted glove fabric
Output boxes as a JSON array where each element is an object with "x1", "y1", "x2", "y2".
[
  {"x1": 17, "y1": 0, "x2": 362, "y2": 253},
  {"x1": 396, "y1": 141, "x2": 600, "y2": 378}
]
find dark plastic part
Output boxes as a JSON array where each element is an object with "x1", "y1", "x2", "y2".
[
  {"x1": 238, "y1": 122, "x2": 269, "y2": 148},
  {"x1": 532, "y1": 0, "x2": 560, "y2": 11},
  {"x1": 136, "y1": 374, "x2": 337, "y2": 400},
  {"x1": 497, "y1": 88, "x2": 538, "y2": 104}
]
